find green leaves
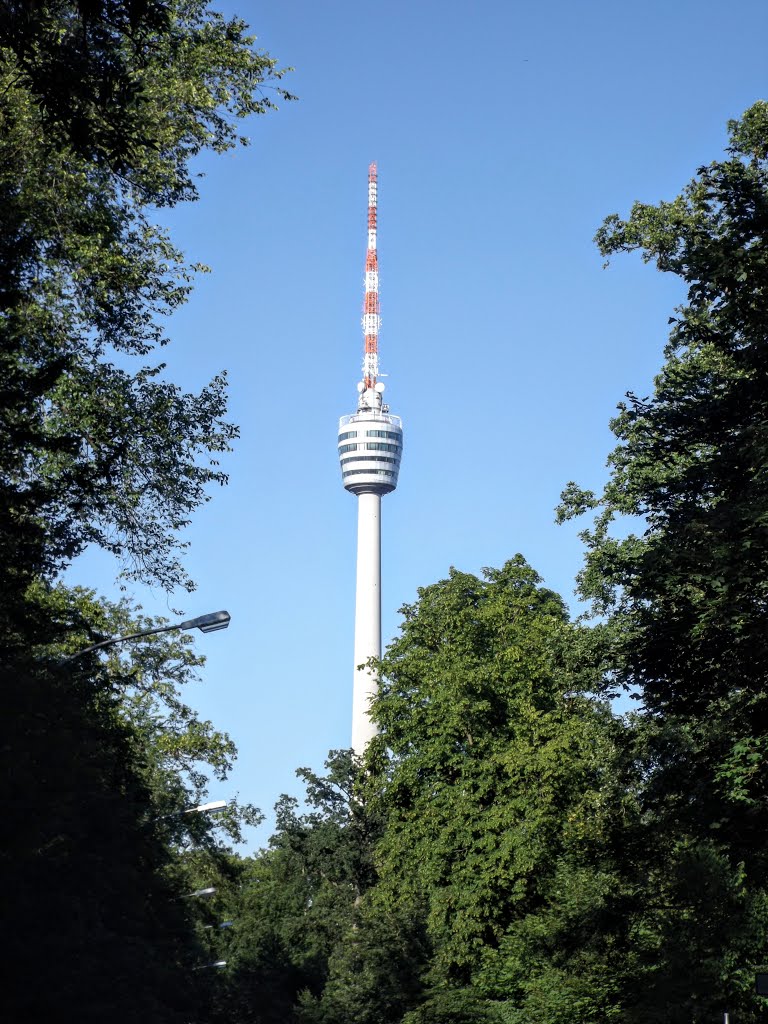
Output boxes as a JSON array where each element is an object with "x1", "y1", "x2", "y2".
[
  {"x1": 556, "y1": 101, "x2": 768, "y2": 1022},
  {"x1": 363, "y1": 559, "x2": 629, "y2": 1009},
  {"x1": 0, "y1": 5, "x2": 290, "y2": 1018},
  {"x1": 573, "y1": 102, "x2": 768, "y2": 723},
  {"x1": 1, "y1": 1, "x2": 294, "y2": 203},
  {"x1": 0, "y1": 1, "x2": 292, "y2": 591}
]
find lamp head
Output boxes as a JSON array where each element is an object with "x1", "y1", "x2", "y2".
[{"x1": 180, "y1": 611, "x2": 231, "y2": 634}]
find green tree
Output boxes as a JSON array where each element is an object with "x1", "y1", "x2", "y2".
[
  {"x1": 0, "y1": 0, "x2": 293, "y2": 595},
  {"x1": 558, "y1": 100, "x2": 768, "y2": 1022},
  {"x1": 3, "y1": 618, "x2": 203, "y2": 1022},
  {"x1": 1, "y1": 583, "x2": 259, "y2": 1022},
  {"x1": 0, "y1": 3, "x2": 291, "y2": 1017},
  {"x1": 221, "y1": 752, "x2": 381, "y2": 1024},
  {"x1": 58, "y1": 585, "x2": 263, "y2": 846},
  {"x1": 361, "y1": 557, "x2": 633, "y2": 1023},
  {"x1": 301, "y1": 902, "x2": 428, "y2": 1024}
]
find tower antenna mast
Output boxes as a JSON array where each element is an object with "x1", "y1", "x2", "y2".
[{"x1": 362, "y1": 162, "x2": 380, "y2": 390}]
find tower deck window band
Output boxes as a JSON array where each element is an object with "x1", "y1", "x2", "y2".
[
  {"x1": 366, "y1": 429, "x2": 400, "y2": 440},
  {"x1": 341, "y1": 455, "x2": 398, "y2": 465},
  {"x1": 365, "y1": 442, "x2": 400, "y2": 452},
  {"x1": 338, "y1": 430, "x2": 358, "y2": 441}
]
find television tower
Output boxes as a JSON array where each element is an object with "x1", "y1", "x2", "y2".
[{"x1": 337, "y1": 163, "x2": 403, "y2": 755}]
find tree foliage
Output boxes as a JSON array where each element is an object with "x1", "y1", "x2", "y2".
[
  {"x1": 0, "y1": 3, "x2": 290, "y2": 1018},
  {"x1": 365, "y1": 558, "x2": 632, "y2": 1022},
  {"x1": 218, "y1": 752, "x2": 381, "y2": 1024},
  {"x1": 0, "y1": 0, "x2": 293, "y2": 592},
  {"x1": 556, "y1": 100, "x2": 768, "y2": 1022},
  {"x1": 558, "y1": 100, "x2": 768, "y2": 841},
  {"x1": 3, "y1": 596, "x2": 198, "y2": 1020}
]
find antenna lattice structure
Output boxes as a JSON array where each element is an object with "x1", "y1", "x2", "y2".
[{"x1": 362, "y1": 162, "x2": 380, "y2": 389}]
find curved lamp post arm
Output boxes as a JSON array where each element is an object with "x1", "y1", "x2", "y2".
[
  {"x1": 67, "y1": 623, "x2": 182, "y2": 660},
  {"x1": 65, "y1": 611, "x2": 231, "y2": 661},
  {"x1": 155, "y1": 799, "x2": 228, "y2": 822}
]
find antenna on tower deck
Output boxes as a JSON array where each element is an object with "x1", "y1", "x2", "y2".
[{"x1": 361, "y1": 162, "x2": 380, "y2": 393}]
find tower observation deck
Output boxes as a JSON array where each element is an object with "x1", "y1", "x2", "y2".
[
  {"x1": 338, "y1": 164, "x2": 403, "y2": 754},
  {"x1": 338, "y1": 394, "x2": 403, "y2": 496}
]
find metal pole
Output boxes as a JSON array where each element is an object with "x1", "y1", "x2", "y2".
[{"x1": 65, "y1": 623, "x2": 180, "y2": 661}]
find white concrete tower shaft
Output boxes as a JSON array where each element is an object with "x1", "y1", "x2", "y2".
[
  {"x1": 337, "y1": 163, "x2": 403, "y2": 755},
  {"x1": 352, "y1": 491, "x2": 381, "y2": 752}
]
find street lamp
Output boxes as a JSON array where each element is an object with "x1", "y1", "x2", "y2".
[
  {"x1": 184, "y1": 800, "x2": 227, "y2": 815},
  {"x1": 155, "y1": 799, "x2": 228, "y2": 822},
  {"x1": 65, "y1": 611, "x2": 231, "y2": 661}
]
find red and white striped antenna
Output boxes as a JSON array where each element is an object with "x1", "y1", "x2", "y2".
[{"x1": 361, "y1": 162, "x2": 380, "y2": 389}]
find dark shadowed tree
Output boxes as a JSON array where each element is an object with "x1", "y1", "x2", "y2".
[
  {"x1": 0, "y1": 2, "x2": 291, "y2": 1018},
  {"x1": 1, "y1": 583, "x2": 262, "y2": 1023},
  {"x1": 220, "y1": 752, "x2": 383, "y2": 1024},
  {"x1": 558, "y1": 100, "x2": 768, "y2": 1023}
]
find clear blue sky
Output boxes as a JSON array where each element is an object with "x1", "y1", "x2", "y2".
[{"x1": 72, "y1": 0, "x2": 768, "y2": 848}]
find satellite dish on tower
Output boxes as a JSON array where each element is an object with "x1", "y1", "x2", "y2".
[
  {"x1": 375, "y1": 382, "x2": 386, "y2": 393},
  {"x1": 357, "y1": 381, "x2": 364, "y2": 392}
]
